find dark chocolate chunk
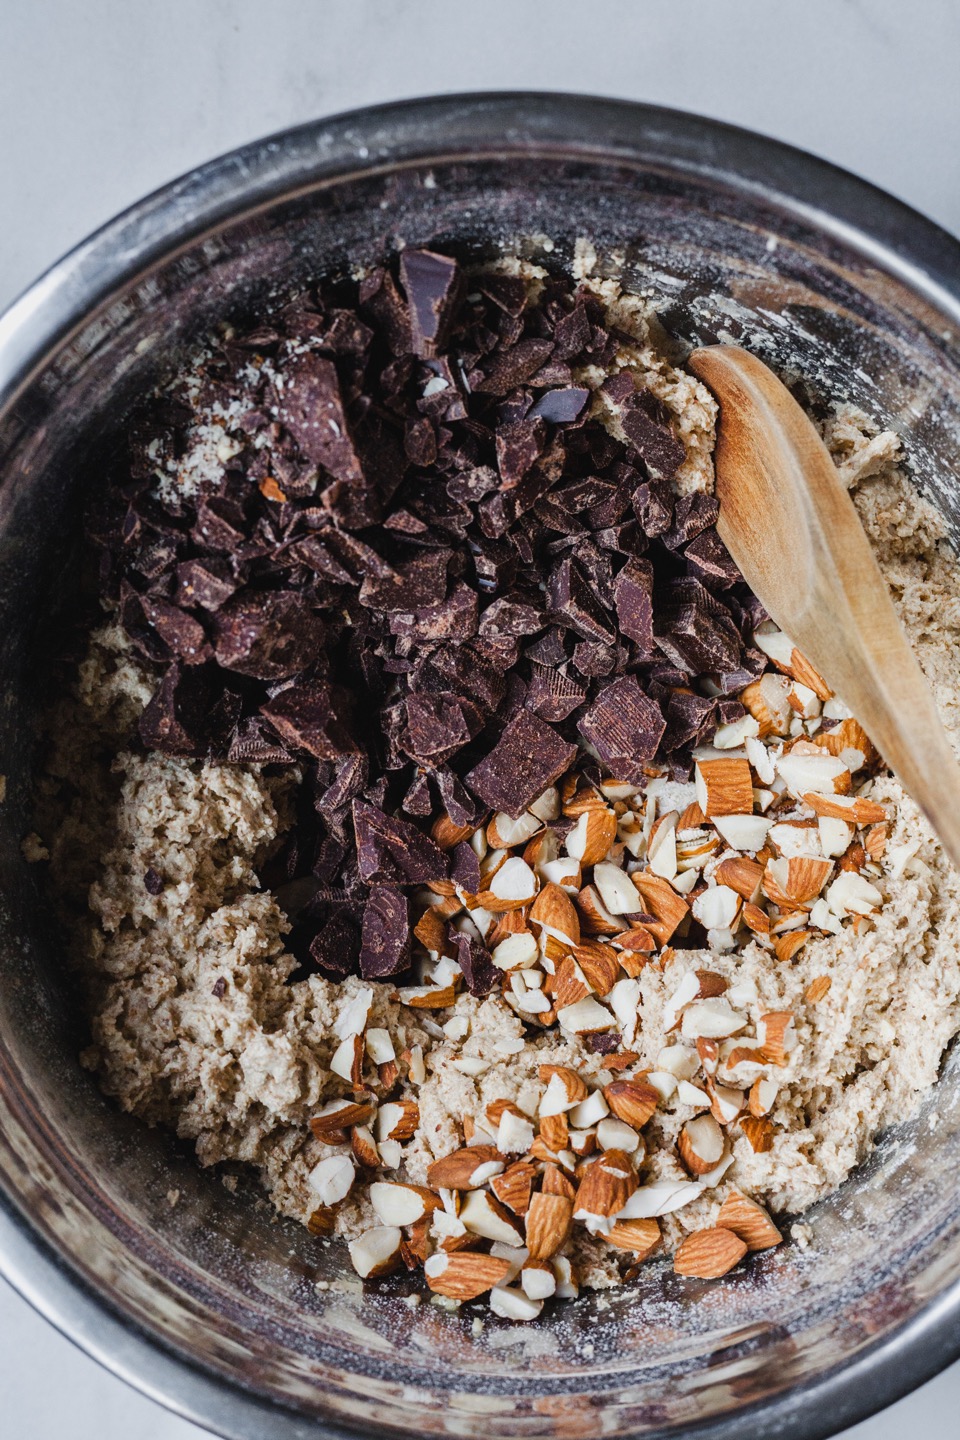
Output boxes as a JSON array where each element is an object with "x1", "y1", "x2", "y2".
[
  {"x1": 525, "y1": 660, "x2": 587, "y2": 722},
  {"x1": 495, "y1": 418, "x2": 547, "y2": 486},
  {"x1": 653, "y1": 577, "x2": 742, "y2": 676},
  {"x1": 663, "y1": 492, "x2": 720, "y2": 550},
  {"x1": 309, "y1": 909, "x2": 360, "y2": 977},
  {"x1": 140, "y1": 597, "x2": 209, "y2": 664},
  {"x1": 466, "y1": 710, "x2": 577, "y2": 818},
  {"x1": 276, "y1": 352, "x2": 362, "y2": 482},
  {"x1": 451, "y1": 930, "x2": 499, "y2": 997},
  {"x1": 620, "y1": 402, "x2": 686, "y2": 481},
  {"x1": 176, "y1": 558, "x2": 238, "y2": 611},
  {"x1": 554, "y1": 304, "x2": 592, "y2": 359},
  {"x1": 261, "y1": 684, "x2": 359, "y2": 760},
  {"x1": 359, "y1": 551, "x2": 448, "y2": 612},
  {"x1": 683, "y1": 528, "x2": 742, "y2": 588},
  {"x1": 143, "y1": 867, "x2": 164, "y2": 895},
  {"x1": 213, "y1": 591, "x2": 323, "y2": 680},
  {"x1": 400, "y1": 249, "x2": 462, "y2": 357},
  {"x1": 360, "y1": 886, "x2": 412, "y2": 978},
  {"x1": 547, "y1": 557, "x2": 616, "y2": 644},
  {"x1": 388, "y1": 583, "x2": 479, "y2": 644},
  {"x1": 613, "y1": 559, "x2": 655, "y2": 656},
  {"x1": 449, "y1": 839, "x2": 482, "y2": 893},
  {"x1": 228, "y1": 716, "x2": 295, "y2": 764},
  {"x1": 358, "y1": 267, "x2": 412, "y2": 354},
  {"x1": 139, "y1": 664, "x2": 215, "y2": 756},
  {"x1": 662, "y1": 688, "x2": 717, "y2": 751},
  {"x1": 212, "y1": 976, "x2": 227, "y2": 998},
  {"x1": 353, "y1": 801, "x2": 449, "y2": 885},
  {"x1": 476, "y1": 339, "x2": 555, "y2": 396},
  {"x1": 528, "y1": 386, "x2": 590, "y2": 423},
  {"x1": 578, "y1": 676, "x2": 667, "y2": 783}
]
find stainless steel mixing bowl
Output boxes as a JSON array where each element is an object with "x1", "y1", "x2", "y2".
[{"x1": 3, "y1": 94, "x2": 960, "y2": 1440}]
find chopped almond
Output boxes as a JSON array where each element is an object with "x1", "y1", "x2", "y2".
[{"x1": 694, "y1": 758, "x2": 754, "y2": 817}]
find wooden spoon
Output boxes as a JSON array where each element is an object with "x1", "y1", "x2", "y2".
[{"x1": 687, "y1": 342, "x2": 960, "y2": 869}]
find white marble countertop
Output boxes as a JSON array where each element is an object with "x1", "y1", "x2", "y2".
[{"x1": 2, "y1": 2, "x2": 960, "y2": 1436}]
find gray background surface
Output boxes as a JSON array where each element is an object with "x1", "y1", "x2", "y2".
[{"x1": 1, "y1": 1, "x2": 959, "y2": 1436}]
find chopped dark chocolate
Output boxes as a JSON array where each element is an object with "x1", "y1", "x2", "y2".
[
  {"x1": 353, "y1": 801, "x2": 448, "y2": 885},
  {"x1": 143, "y1": 867, "x2": 164, "y2": 895},
  {"x1": 360, "y1": 886, "x2": 412, "y2": 978},
  {"x1": 400, "y1": 249, "x2": 462, "y2": 358},
  {"x1": 451, "y1": 930, "x2": 500, "y2": 997},
  {"x1": 93, "y1": 247, "x2": 760, "y2": 995},
  {"x1": 578, "y1": 676, "x2": 666, "y2": 783},
  {"x1": 466, "y1": 710, "x2": 577, "y2": 818}
]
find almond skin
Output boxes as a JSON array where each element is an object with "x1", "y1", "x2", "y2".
[
  {"x1": 740, "y1": 1115, "x2": 775, "y2": 1152},
  {"x1": 311, "y1": 1100, "x2": 375, "y2": 1137},
  {"x1": 605, "y1": 1217, "x2": 660, "y2": 1259},
  {"x1": 603, "y1": 1079, "x2": 659, "y2": 1130},
  {"x1": 541, "y1": 1163, "x2": 577, "y2": 1201},
  {"x1": 673, "y1": 1226, "x2": 747, "y2": 1278},
  {"x1": 525, "y1": 1191, "x2": 574, "y2": 1259},
  {"x1": 574, "y1": 941, "x2": 620, "y2": 997},
  {"x1": 716, "y1": 1191, "x2": 782, "y2": 1251},
  {"x1": 538, "y1": 1065, "x2": 589, "y2": 1105},
  {"x1": 573, "y1": 1150, "x2": 638, "y2": 1218},
  {"x1": 490, "y1": 1161, "x2": 536, "y2": 1216},
  {"x1": 425, "y1": 1252, "x2": 513, "y2": 1300},
  {"x1": 538, "y1": 1112, "x2": 569, "y2": 1151},
  {"x1": 427, "y1": 1144, "x2": 502, "y2": 1190},
  {"x1": 529, "y1": 883, "x2": 581, "y2": 944}
]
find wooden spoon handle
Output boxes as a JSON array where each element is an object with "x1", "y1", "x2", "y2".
[{"x1": 688, "y1": 343, "x2": 960, "y2": 869}]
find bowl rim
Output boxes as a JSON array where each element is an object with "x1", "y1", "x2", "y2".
[{"x1": 3, "y1": 90, "x2": 960, "y2": 1440}]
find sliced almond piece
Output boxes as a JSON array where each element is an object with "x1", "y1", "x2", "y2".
[
  {"x1": 539, "y1": 1066, "x2": 589, "y2": 1112},
  {"x1": 552, "y1": 955, "x2": 591, "y2": 1009},
  {"x1": 573, "y1": 940, "x2": 620, "y2": 996},
  {"x1": 617, "y1": 1179, "x2": 703, "y2": 1219},
  {"x1": 758, "y1": 1011, "x2": 797, "y2": 1066},
  {"x1": 674, "y1": 1226, "x2": 747, "y2": 1278},
  {"x1": 489, "y1": 1286, "x2": 543, "y2": 1321},
  {"x1": 529, "y1": 882, "x2": 581, "y2": 946},
  {"x1": 575, "y1": 884, "x2": 625, "y2": 937},
  {"x1": 605, "y1": 1216, "x2": 660, "y2": 1258},
  {"x1": 826, "y1": 870, "x2": 882, "y2": 917},
  {"x1": 706, "y1": 1078, "x2": 744, "y2": 1125},
  {"x1": 805, "y1": 975, "x2": 832, "y2": 1003},
  {"x1": 524, "y1": 1190, "x2": 574, "y2": 1259},
  {"x1": 424, "y1": 1250, "x2": 513, "y2": 1300},
  {"x1": 695, "y1": 758, "x2": 754, "y2": 817},
  {"x1": 557, "y1": 996, "x2": 615, "y2": 1035},
  {"x1": 803, "y1": 791, "x2": 886, "y2": 825},
  {"x1": 369, "y1": 1181, "x2": 439, "y2": 1227},
  {"x1": 376, "y1": 1099, "x2": 419, "y2": 1143},
  {"x1": 307, "y1": 1206, "x2": 337, "y2": 1236},
  {"x1": 742, "y1": 901, "x2": 772, "y2": 935},
  {"x1": 566, "y1": 807, "x2": 619, "y2": 866},
  {"x1": 567, "y1": 1089, "x2": 610, "y2": 1129},
  {"x1": 596, "y1": 1116, "x2": 641, "y2": 1153},
  {"x1": 459, "y1": 1189, "x2": 525, "y2": 1245},
  {"x1": 487, "y1": 810, "x2": 544, "y2": 850},
  {"x1": 716, "y1": 1190, "x2": 782, "y2": 1250},
  {"x1": 542, "y1": 1163, "x2": 578, "y2": 1201},
  {"x1": 573, "y1": 1149, "x2": 638, "y2": 1222},
  {"x1": 351, "y1": 1124, "x2": 380, "y2": 1169},
  {"x1": 740, "y1": 1114, "x2": 775, "y2": 1152},
  {"x1": 307, "y1": 1153, "x2": 356, "y2": 1207},
  {"x1": 864, "y1": 821, "x2": 888, "y2": 861},
  {"x1": 647, "y1": 811, "x2": 679, "y2": 880},
  {"x1": 691, "y1": 884, "x2": 741, "y2": 931},
  {"x1": 491, "y1": 1161, "x2": 536, "y2": 1216},
  {"x1": 594, "y1": 861, "x2": 646, "y2": 915},
  {"x1": 538, "y1": 1112, "x2": 569, "y2": 1152},
  {"x1": 398, "y1": 983, "x2": 458, "y2": 1009},
  {"x1": 330, "y1": 1033, "x2": 365, "y2": 1087},
  {"x1": 497, "y1": 1108, "x2": 536, "y2": 1155},
  {"x1": 348, "y1": 1226, "x2": 403, "y2": 1279},
  {"x1": 748, "y1": 1077, "x2": 778, "y2": 1117},
  {"x1": 520, "y1": 1260, "x2": 557, "y2": 1300},
  {"x1": 491, "y1": 931, "x2": 539, "y2": 971},
  {"x1": 486, "y1": 856, "x2": 538, "y2": 911},
  {"x1": 680, "y1": 998, "x2": 747, "y2": 1041},
  {"x1": 311, "y1": 1098, "x2": 376, "y2": 1138},
  {"x1": 603, "y1": 1079, "x2": 659, "y2": 1130},
  {"x1": 677, "y1": 1113, "x2": 725, "y2": 1176},
  {"x1": 777, "y1": 749, "x2": 850, "y2": 800},
  {"x1": 631, "y1": 872, "x2": 690, "y2": 945},
  {"x1": 711, "y1": 814, "x2": 772, "y2": 852},
  {"x1": 431, "y1": 813, "x2": 474, "y2": 850},
  {"x1": 427, "y1": 1145, "x2": 505, "y2": 1191}
]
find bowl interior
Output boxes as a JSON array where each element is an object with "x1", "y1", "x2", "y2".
[{"x1": 3, "y1": 105, "x2": 960, "y2": 1440}]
